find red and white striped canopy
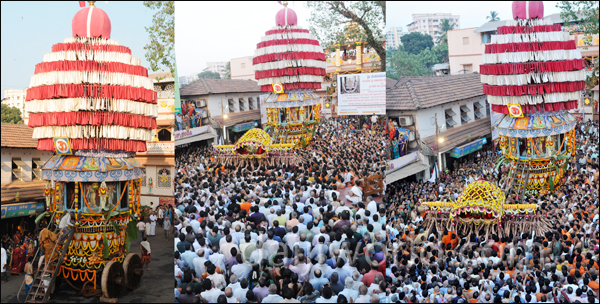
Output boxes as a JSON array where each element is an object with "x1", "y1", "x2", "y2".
[
  {"x1": 26, "y1": 7, "x2": 157, "y2": 153},
  {"x1": 480, "y1": 2, "x2": 585, "y2": 115},
  {"x1": 253, "y1": 7, "x2": 326, "y2": 93}
]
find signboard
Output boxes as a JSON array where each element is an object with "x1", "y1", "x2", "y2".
[
  {"x1": 53, "y1": 137, "x2": 72, "y2": 155},
  {"x1": 387, "y1": 151, "x2": 419, "y2": 173},
  {"x1": 173, "y1": 125, "x2": 210, "y2": 140},
  {"x1": 490, "y1": 105, "x2": 503, "y2": 141},
  {"x1": 450, "y1": 138, "x2": 487, "y2": 158},
  {"x1": 259, "y1": 94, "x2": 269, "y2": 124},
  {"x1": 1, "y1": 202, "x2": 45, "y2": 220},
  {"x1": 232, "y1": 121, "x2": 258, "y2": 132},
  {"x1": 337, "y1": 72, "x2": 386, "y2": 116},
  {"x1": 159, "y1": 197, "x2": 175, "y2": 206}
]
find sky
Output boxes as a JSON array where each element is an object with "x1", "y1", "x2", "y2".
[
  {"x1": 175, "y1": 1, "x2": 311, "y2": 77},
  {"x1": 0, "y1": 1, "x2": 154, "y2": 99},
  {"x1": 387, "y1": 1, "x2": 562, "y2": 31}
]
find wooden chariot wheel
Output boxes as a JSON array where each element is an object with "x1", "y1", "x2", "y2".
[
  {"x1": 101, "y1": 261, "x2": 124, "y2": 298},
  {"x1": 122, "y1": 253, "x2": 144, "y2": 290}
]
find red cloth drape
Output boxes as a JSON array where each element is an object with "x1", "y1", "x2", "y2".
[
  {"x1": 255, "y1": 67, "x2": 326, "y2": 79},
  {"x1": 25, "y1": 84, "x2": 157, "y2": 104},
  {"x1": 491, "y1": 100, "x2": 578, "y2": 114},
  {"x1": 483, "y1": 81, "x2": 585, "y2": 96},
  {"x1": 37, "y1": 138, "x2": 148, "y2": 152},
  {"x1": 253, "y1": 52, "x2": 326, "y2": 64},
  {"x1": 479, "y1": 59, "x2": 585, "y2": 75},
  {"x1": 34, "y1": 61, "x2": 148, "y2": 77},
  {"x1": 28, "y1": 112, "x2": 157, "y2": 129},
  {"x1": 496, "y1": 24, "x2": 562, "y2": 34},
  {"x1": 257, "y1": 38, "x2": 320, "y2": 48},
  {"x1": 265, "y1": 28, "x2": 310, "y2": 35},
  {"x1": 484, "y1": 41, "x2": 575, "y2": 54},
  {"x1": 51, "y1": 43, "x2": 132, "y2": 54},
  {"x1": 260, "y1": 82, "x2": 321, "y2": 92}
]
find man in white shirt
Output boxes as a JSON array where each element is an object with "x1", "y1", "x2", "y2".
[
  {"x1": 59, "y1": 211, "x2": 75, "y2": 242},
  {"x1": 262, "y1": 284, "x2": 284, "y2": 303},
  {"x1": 192, "y1": 250, "x2": 207, "y2": 279},
  {"x1": 200, "y1": 279, "x2": 224, "y2": 303},
  {"x1": 1, "y1": 247, "x2": 7, "y2": 283},
  {"x1": 230, "y1": 255, "x2": 252, "y2": 280}
]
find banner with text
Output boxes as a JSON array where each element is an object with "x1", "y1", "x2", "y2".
[{"x1": 337, "y1": 72, "x2": 386, "y2": 116}]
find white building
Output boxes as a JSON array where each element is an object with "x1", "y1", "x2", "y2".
[
  {"x1": 386, "y1": 73, "x2": 489, "y2": 184},
  {"x1": 407, "y1": 13, "x2": 460, "y2": 45},
  {"x1": 179, "y1": 78, "x2": 263, "y2": 145},
  {"x1": 204, "y1": 61, "x2": 228, "y2": 79},
  {"x1": 386, "y1": 27, "x2": 408, "y2": 49},
  {"x1": 230, "y1": 56, "x2": 256, "y2": 80},
  {"x1": 2, "y1": 88, "x2": 29, "y2": 124}
]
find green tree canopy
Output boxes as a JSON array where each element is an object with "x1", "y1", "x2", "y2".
[
  {"x1": 486, "y1": 11, "x2": 500, "y2": 22},
  {"x1": 1, "y1": 104, "x2": 23, "y2": 124},
  {"x1": 306, "y1": 1, "x2": 386, "y2": 71},
  {"x1": 400, "y1": 32, "x2": 434, "y2": 55},
  {"x1": 386, "y1": 43, "x2": 447, "y2": 79},
  {"x1": 557, "y1": 1, "x2": 599, "y2": 47},
  {"x1": 224, "y1": 62, "x2": 231, "y2": 79},
  {"x1": 197, "y1": 71, "x2": 221, "y2": 79},
  {"x1": 143, "y1": 1, "x2": 175, "y2": 75}
]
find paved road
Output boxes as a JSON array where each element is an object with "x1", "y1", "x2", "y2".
[{"x1": 1, "y1": 226, "x2": 172, "y2": 303}]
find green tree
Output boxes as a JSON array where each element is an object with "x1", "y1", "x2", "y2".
[
  {"x1": 143, "y1": 1, "x2": 175, "y2": 76},
  {"x1": 224, "y1": 62, "x2": 231, "y2": 79},
  {"x1": 197, "y1": 71, "x2": 221, "y2": 79},
  {"x1": 1, "y1": 104, "x2": 23, "y2": 124},
  {"x1": 400, "y1": 32, "x2": 434, "y2": 55},
  {"x1": 486, "y1": 11, "x2": 500, "y2": 22},
  {"x1": 557, "y1": 1, "x2": 599, "y2": 47},
  {"x1": 436, "y1": 19, "x2": 455, "y2": 45},
  {"x1": 306, "y1": 1, "x2": 386, "y2": 71}
]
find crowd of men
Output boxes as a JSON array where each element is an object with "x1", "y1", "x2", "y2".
[
  {"x1": 173, "y1": 117, "x2": 391, "y2": 303},
  {"x1": 385, "y1": 120, "x2": 599, "y2": 303}
]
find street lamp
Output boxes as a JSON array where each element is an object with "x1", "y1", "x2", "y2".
[{"x1": 438, "y1": 138, "x2": 444, "y2": 143}]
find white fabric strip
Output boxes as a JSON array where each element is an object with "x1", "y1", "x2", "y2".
[
  {"x1": 256, "y1": 75, "x2": 325, "y2": 86},
  {"x1": 504, "y1": 18, "x2": 554, "y2": 27},
  {"x1": 253, "y1": 59, "x2": 327, "y2": 72},
  {"x1": 482, "y1": 49, "x2": 582, "y2": 64},
  {"x1": 30, "y1": 71, "x2": 154, "y2": 90},
  {"x1": 254, "y1": 44, "x2": 324, "y2": 56},
  {"x1": 284, "y1": 7, "x2": 288, "y2": 24},
  {"x1": 480, "y1": 70, "x2": 586, "y2": 86},
  {"x1": 260, "y1": 32, "x2": 318, "y2": 42},
  {"x1": 25, "y1": 98, "x2": 158, "y2": 117},
  {"x1": 43, "y1": 51, "x2": 142, "y2": 66},
  {"x1": 87, "y1": 6, "x2": 94, "y2": 37},
  {"x1": 491, "y1": 31, "x2": 569, "y2": 44},
  {"x1": 525, "y1": 1, "x2": 529, "y2": 19},
  {"x1": 63, "y1": 37, "x2": 120, "y2": 45},
  {"x1": 32, "y1": 125, "x2": 153, "y2": 141},
  {"x1": 487, "y1": 91, "x2": 583, "y2": 105}
]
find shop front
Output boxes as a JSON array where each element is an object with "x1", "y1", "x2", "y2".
[
  {"x1": 444, "y1": 137, "x2": 488, "y2": 172},
  {"x1": 1, "y1": 201, "x2": 46, "y2": 236},
  {"x1": 227, "y1": 121, "x2": 259, "y2": 143}
]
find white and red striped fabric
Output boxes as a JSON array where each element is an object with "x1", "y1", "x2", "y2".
[
  {"x1": 480, "y1": 3, "x2": 585, "y2": 115},
  {"x1": 26, "y1": 34, "x2": 157, "y2": 152},
  {"x1": 253, "y1": 23, "x2": 326, "y2": 92}
]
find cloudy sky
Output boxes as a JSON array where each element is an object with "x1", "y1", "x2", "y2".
[
  {"x1": 0, "y1": 1, "x2": 153, "y2": 99},
  {"x1": 387, "y1": 1, "x2": 562, "y2": 31},
  {"x1": 175, "y1": 1, "x2": 311, "y2": 78}
]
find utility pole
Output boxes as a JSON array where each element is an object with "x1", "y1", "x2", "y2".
[{"x1": 435, "y1": 112, "x2": 442, "y2": 174}]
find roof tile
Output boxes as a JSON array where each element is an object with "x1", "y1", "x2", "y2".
[
  {"x1": 180, "y1": 78, "x2": 261, "y2": 96},
  {"x1": 1, "y1": 123, "x2": 37, "y2": 148}
]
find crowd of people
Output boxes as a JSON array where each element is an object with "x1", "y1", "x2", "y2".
[
  {"x1": 172, "y1": 117, "x2": 391, "y2": 303},
  {"x1": 1, "y1": 227, "x2": 43, "y2": 283},
  {"x1": 385, "y1": 120, "x2": 599, "y2": 303}
]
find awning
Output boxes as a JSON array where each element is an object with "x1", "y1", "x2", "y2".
[
  {"x1": 445, "y1": 109, "x2": 457, "y2": 116},
  {"x1": 175, "y1": 132, "x2": 216, "y2": 146},
  {"x1": 449, "y1": 137, "x2": 487, "y2": 158},
  {"x1": 13, "y1": 159, "x2": 26, "y2": 167},
  {"x1": 386, "y1": 161, "x2": 429, "y2": 184},
  {"x1": 33, "y1": 159, "x2": 46, "y2": 167},
  {"x1": 460, "y1": 105, "x2": 470, "y2": 112}
]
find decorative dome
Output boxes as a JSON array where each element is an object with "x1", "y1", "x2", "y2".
[
  {"x1": 276, "y1": 5, "x2": 297, "y2": 26},
  {"x1": 26, "y1": 4, "x2": 157, "y2": 154},
  {"x1": 512, "y1": 1, "x2": 544, "y2": 20},
  {"x1": 72, "y1": 5, "x2": 111, "y2": 39},
  {"x1": 233, "y1": 128, "x2": 273, "y2": 159},
  {"x1": 450, "y1": 181, "x2": 506, "y2": 224}
]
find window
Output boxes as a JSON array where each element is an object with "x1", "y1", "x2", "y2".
[
  {"x1": 239, "y1": 98, "x2": 246, "y2": 111},
  {"x1": 463, "y1": 64, "x2": 473, "y2": 73},
  {"x1": 12, "y1": 158, "x2": 25, "y2": 181},
  {"x1": 460, "y1": 105, "x2": 471, "y2": 123},
  {"x1": 463, "y1": 37, "x2": 469, "y2": 45},
  {"x1": 157, "y1": 168, "x2": 171, "y2": 188},
  {"x1": 248, "y1": 97, "x2": 255, "y2": 110},
  {"x1": 474, "y1": 102, "x2": 483, "y2": 120},
  {"x1": 481, "y1": 32, "x2": 492, "y2": 44},
  {"x1": 32, "y1": 158, "x2": 44, "y2": 180},
  {"x1": 445, "y1": 109, "x2": 457, "y2": 128},
  {"x1": 228, "y1": 99, "x2": 235, "y2": 112},
  {"x1": 241, "y1": 63, "x2": 246, "y2": 69}
]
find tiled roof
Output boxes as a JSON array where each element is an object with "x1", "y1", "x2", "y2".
[
  {"x1": 387, "y1": 73, "x2": 483, "y2": 111},
  {"x1": 180, "y1": 78, "x2": 261, "y2": 96},
  {"x1": 1, "y1": 180, "x2": 47, "y2": 203},
  {"x1": 386, "y1": 78, "x2": 398, "y2": 89},
  {"x1": 212, "y1": 110, "x2": 261, "y2": 127},
  {"x1": 1, "y1": 123, "x2": 37, "y2": 148},
  {"x1": 422, "y1": 116, "x2": 491, "y2": 152}
]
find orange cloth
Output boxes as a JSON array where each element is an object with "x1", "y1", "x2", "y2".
[{"x1": 240, "y1": 202, "x2": 251, "y2": 214}]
